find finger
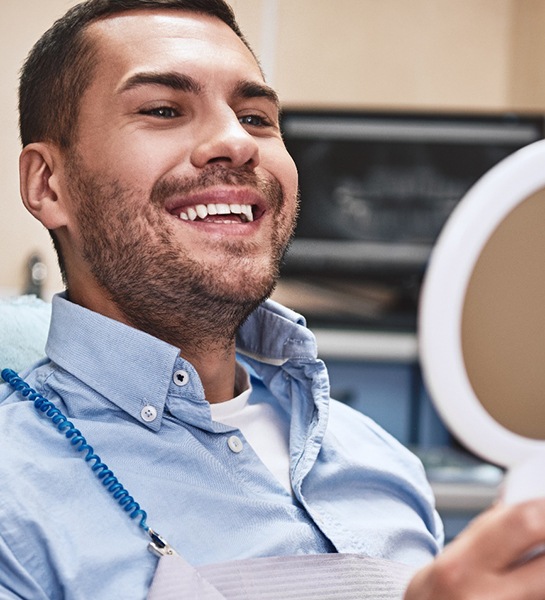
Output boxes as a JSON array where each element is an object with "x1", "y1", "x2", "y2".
[
  {"x1": 404, "y1": 501, "x2": 545, "y2": 600},
  {"x1": 452, "y1": 499, "x2": 545, "y2": 570},
  {"x1": 500, "y1": 551, "x2": 545, "y2": 600},
  {"x1": 405, "y1": 541, "x2": 545, "y2": 600}
]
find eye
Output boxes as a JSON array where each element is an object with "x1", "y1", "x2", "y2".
[
  {"x1": 238, "y1": 114, "x2": 272, "y2": 128},
  {"x1": 140, "y1": 106, "x2": 180, "y2": 119}
]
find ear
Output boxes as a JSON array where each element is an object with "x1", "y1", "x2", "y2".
[{"x1": 19, "y1": 143, "x2": 70, "y2": 230}]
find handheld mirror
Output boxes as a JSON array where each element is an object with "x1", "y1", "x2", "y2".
[{"x1": 419, "y1": 139, "x2": 545, "y2": 505}]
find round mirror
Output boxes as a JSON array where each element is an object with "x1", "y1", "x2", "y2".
[{"x1": 419, "y1": 139, "x2": 545, "y2": 503}]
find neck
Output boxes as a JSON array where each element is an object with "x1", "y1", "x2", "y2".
[
  {"x1": 184, "y1": 343, "x2": 238, "y2": 404},
  {"x1": 130, "y1": 301, "x2": 250, "y2": 403},
  {"x1": 66, "y1": 277, "x2": 253, "y2": 404}
]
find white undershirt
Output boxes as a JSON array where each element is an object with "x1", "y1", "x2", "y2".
[{"x1": 210, "y1": 364, "x2": 292, "y2": 493}]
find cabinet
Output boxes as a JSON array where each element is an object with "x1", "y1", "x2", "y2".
[{"x1": 233, "y1": 0, "x2": 545, "y2": 113}]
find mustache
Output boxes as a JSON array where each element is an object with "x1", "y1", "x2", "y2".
[{"x1": 150, "y1": 166, "x2": 283, "y2": 209}]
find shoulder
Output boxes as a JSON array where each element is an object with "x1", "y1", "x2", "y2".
[
  {"x1": 0, "y1": 363, "x2": 81, "y2": 494},
  {"x1": 327, "y1": 398, "x2": 416, "y2": 457},
  {"x1": 324, "y1": 398, "x2": 435, "y2": 504}
]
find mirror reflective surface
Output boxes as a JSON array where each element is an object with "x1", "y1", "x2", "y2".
[{"x1": 462, "y1": 187, "x2": 545, "y2": 440}]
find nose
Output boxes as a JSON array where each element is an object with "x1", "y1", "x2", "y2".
[{"x1": 190, "y1": 109, "x2": 260, "y2": 170}]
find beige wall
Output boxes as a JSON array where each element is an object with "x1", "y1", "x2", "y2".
[
  {"x1": 1, "y1": 1, "x2": 80, "y2": 298},
  {"x1": 274, "y1": 0, "x2": 513, "y2": 111},
  {"x1": 1, "y1": 0, "x2": 543, "y2": 297},
  {"x1": 510, "y1": 0, "x2": 545, "y2": 111},
  {"x1": 236, "y1": 0, "x2": 545, "y2": 111}
]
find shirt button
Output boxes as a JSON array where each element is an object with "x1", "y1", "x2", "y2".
[
  {"x1": 173, "y1": 369, "x2": 190, "y2": 387},
  {"x1": 141, "y1": 405, "x2": 158, "y2": 423},
  {"x1": 227, "y1": 435, "x2": 243, "y2": 453}
]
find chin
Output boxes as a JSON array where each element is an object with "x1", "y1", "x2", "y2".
[
  {"x1": 221, "y1": 276, "x2": 276, "y2": 306},
  {"x1": 209, "y1": 263, "x2": 278, "y2": 305}
]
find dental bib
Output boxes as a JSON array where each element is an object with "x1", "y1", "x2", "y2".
[{"x1": 147, "y1": 552, "x2": 416, "y2": 600}]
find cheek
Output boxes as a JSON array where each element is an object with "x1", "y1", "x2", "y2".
[
  {"x1": 282, "y1": 157, "x2": 299, "y2": 222},
  {"x1": 83, "y1": 131, "x2": 185, "y2": 186},
  {"x1": 111, "y1": 148, "x2": 168, "y2": 183},
  {"x1": 265, "y1": 145, "x2": 299, "y2": 204}
]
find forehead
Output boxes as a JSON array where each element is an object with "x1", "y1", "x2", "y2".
[{"x1": 86, "y1": 9, "x2": 263, "y2": 85}]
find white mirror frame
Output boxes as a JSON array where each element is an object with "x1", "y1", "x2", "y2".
[{"x1": 419, "y1": 139, "x2": 545, "y2": 471}]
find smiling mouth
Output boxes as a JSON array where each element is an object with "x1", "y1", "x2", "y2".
[{"x1": 177, "y1": 203, "x2": 255, "y2": 223}]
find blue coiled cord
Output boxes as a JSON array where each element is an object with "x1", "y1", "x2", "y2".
[{"x1": 1, "y1": 368, "x2": 150, "y2": 532}]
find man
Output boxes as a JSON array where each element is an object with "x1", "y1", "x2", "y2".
[{"x1": 2, "y1": 1, "x2": 545, "y2": 598}]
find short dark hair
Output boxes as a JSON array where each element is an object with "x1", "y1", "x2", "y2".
[{"x1": 19, "y1": 0, "x2": 254, "y2": 149}]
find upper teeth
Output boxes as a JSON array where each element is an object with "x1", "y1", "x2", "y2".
[{"x1": 179, "y1": 203, "x2": 254, "y2": 222}]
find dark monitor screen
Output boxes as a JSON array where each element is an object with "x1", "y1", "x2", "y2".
[{"x1": 276, "y1": 111, "x2": 544, "y2": 331}]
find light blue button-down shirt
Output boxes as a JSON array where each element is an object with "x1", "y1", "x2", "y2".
[{"x1": 0, "y1": 294, "x2": 442, "y2": 599}]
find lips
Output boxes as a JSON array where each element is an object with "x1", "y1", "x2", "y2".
[
  {"x1": 178, "y1": 202, "x2": 254, "y2": 222},
  {"x1": 165, "y1": 187, "x2": 266, "y2": 224}
]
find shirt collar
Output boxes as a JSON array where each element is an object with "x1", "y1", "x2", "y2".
[
  {"x1": 46, "y1": 294, "x2": 202, "y2": 431},
  {"x1": 45, "y1": 294, "x2": 318, "y2": 430},
  {"x1": 235, "y1": 299, "x2": 318, "y2": 364}
]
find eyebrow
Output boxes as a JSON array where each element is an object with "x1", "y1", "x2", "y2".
[
  {"x1": 118, "y1": 71, "x2": 279, "y2": 108},
  {"x1": 119, "y1": 71, "x2": 203, "y2": 94},
  {"x1": 232, "y1": 80, "x2": 280, "y2": 108}
]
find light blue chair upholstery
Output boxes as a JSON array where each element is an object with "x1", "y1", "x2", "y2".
[{"x1": 0, "y1": 295, "x2": 51, "y2": 372}]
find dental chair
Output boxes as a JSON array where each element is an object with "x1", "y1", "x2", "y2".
[{"x1": 0, "y1": 294, "x2": 50, "y2": 371}]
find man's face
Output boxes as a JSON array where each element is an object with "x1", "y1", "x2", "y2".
[{"x1": 61, "y1": 10, "x2": 298, "y2": 338}]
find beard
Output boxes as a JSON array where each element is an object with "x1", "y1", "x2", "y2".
[{"x1": 65, "y1": 156, "x2": 297, "y2": 352}]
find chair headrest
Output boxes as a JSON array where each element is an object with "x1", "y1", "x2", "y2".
[{"x1": 0, "y1": 295, "x2": 51, "y2": 372}]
